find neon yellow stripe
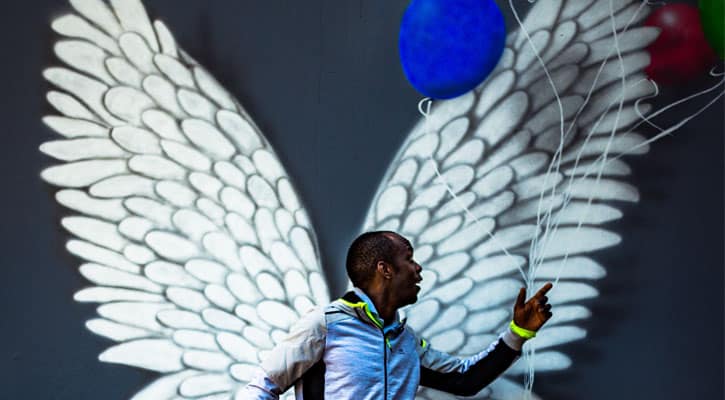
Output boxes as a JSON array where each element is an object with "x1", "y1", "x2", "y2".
[
  {"x1": 339, "y1": 298, "x2": 383, "y2": 328},
  {"x1": 421, "y1": 339, "x2": 427, "y2": 348},
  {"x1": 509, "y1": 320, "x2": 536, "y2": 339},
  {"x1": 364, "y1": 307, "x2": 383, "y2": 329},
  {"x1": 339, "y1": 299, "x2": 366, "y2": 308}
]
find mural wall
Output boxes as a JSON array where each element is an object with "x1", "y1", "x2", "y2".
[{"x1": 1, "y1": 0, "x2": 722, "y2": 399}]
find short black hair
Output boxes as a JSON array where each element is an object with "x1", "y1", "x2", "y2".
[{"x1": 346, "y1": 231, "x2": 401, "y2": 289}]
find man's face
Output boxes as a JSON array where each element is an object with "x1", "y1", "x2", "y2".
[{"x1": 386, "y1": 234, "x2": 423, "y2": 308}]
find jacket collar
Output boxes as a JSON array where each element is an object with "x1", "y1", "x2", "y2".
[{"x1": 335, "y1": 288, "x2": 406, "y2": 336}]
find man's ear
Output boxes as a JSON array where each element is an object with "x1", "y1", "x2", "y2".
[{"x1": 376, "y1": 260, "x2": 393, "y2": 280}]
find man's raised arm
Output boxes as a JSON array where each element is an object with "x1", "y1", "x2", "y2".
[{"x1": 418, "y1": 283, "x2": 553, "y2": 396}]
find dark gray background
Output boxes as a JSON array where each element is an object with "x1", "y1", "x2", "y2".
[{"x1": 1, "y1": 0, "x2": 722, "y2": 399}]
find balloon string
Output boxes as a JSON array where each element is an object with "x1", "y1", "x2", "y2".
[
  {"x1": 418, "y1": 97, "x2": 432, "y2": 116},
  {"x1": 525, "y1": 0, "x2": 651, "y2": 285},
  {"x1": 417, "y1": 97, "x2": 528, "y2": 282},
  {"x1": 504, "y1": 0, "x2": 653, "y2": 395},
  {"x1": 539, "y1": 0, "x2": 634, "y2": 289},
  {"x1": 582, "y1": 74, "x2": 725, "y2": 171}
]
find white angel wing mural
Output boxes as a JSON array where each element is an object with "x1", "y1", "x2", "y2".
[
  {"x1": 364, "y1": 0, "x2": 660, "y2": 398},
  {"x1": 38, "y1": 0, "x2": 702, "y2": 399},
  {"x1": 41, "y1": 0, "x2": 327, "y2": 398}
]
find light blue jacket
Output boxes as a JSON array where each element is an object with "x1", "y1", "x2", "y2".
[{"x1": 244, "y1": 288, "x2": 525, "y2": 399}]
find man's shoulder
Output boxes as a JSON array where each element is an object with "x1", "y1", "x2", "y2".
[
  {"x1": 293, "y1": 301, "x2": 356, "y2": 330},
  {"x1": 292, "y1": 294, "x2": 373, "y2": 331},
  {"x1": 326, "y1": 298, "x2": 367, "y2": 326},
  {"x1": 287, "y1": 305, "x2": 328, "y2": 336}
]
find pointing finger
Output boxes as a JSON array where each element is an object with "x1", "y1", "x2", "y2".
[
  {"x1": 516, "y1": 287, "x2": 526, "y2": 308},
  {"x1": 534, "y1": 282, "x2": 553, "y2": 298}
]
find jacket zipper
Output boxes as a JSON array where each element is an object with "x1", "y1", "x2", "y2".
[{"x1": 383, "y1": 330, "x2": 388, "y2": 400}]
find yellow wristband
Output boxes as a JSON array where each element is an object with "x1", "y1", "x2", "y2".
[{"x1": 509, "y1": 320, "x2": 536, "y2": 339}]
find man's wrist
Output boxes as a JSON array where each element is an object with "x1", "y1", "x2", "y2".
[
  {"x1": 500, "y1": 320, "x2": 532, "y2": 352},
  {"x1": 509, "y1": 320, "x2": 537, "y2": 339},
  {"x1": 501, "y1": 320, "x2": 537, "y2": 351}
]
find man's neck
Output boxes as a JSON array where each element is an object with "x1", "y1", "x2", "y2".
[{"x1": 359, "y1": 286, "x2": 398, "y2": 325}]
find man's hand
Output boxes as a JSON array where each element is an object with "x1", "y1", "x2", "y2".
[{"x1": 513, "y1": 282, "x2": 553, "y2": 332}]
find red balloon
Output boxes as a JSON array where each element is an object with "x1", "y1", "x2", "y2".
[{"x1": 645, "y1": 3, "x2": 717, "y2": 85}]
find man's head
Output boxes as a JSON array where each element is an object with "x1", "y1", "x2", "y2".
[{"x1": 346, "y1": 231, "x2": 423, "y2": 307}]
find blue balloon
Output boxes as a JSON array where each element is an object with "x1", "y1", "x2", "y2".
[{"x1": 399, "y1": 0, "x2": 506, "y2": 99}]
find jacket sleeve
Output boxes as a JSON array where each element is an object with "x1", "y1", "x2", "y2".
[
  {"x1": 242, "y1": 307, "x2": 327, "y2": 399},
  {"x1": 416, "y1": 328, "x2": 526, "y2": 397}
]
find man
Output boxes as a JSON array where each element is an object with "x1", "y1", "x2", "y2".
[{"x1": 244, "y1": 231, "x2": 553, "y2": 399}]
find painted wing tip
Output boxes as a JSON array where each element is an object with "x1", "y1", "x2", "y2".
[{"x1": 39, "y1": 166, "x2": 58, "y2": 185}]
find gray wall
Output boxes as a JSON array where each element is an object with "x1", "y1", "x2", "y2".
[{"x1": 2, "y1": 0, "x2": 722, "y2": 398}]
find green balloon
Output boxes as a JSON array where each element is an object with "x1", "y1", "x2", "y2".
[{"x1": 700, "y1": 0, "x2": 724, "y2": 59}]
